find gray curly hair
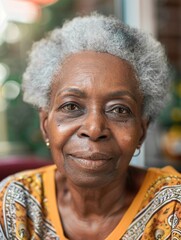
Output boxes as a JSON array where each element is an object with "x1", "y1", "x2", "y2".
[{"x1": 22, "y1": 13, "x2": 170, "y2": 122}]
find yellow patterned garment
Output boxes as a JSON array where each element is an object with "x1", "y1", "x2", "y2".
[{"x1": 0, "y1": 165, "x2": 181, "y2": 240}]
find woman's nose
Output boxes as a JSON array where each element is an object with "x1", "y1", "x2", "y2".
[{"x1": 77, "y1": 112, "x2": 111, "y2": 141}]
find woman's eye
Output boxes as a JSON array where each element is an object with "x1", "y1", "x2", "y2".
[
  {"x1": 61, "y1": 103, "x2": 80, "y2": 112},
  {"x1": 106, "y1": 105, "x2": 132, "y2": 117},
  {"x1": 56, "y1": 102, "x2": 84, "y2": 119},
  {"x1": 112, "y1": 107, "x2": 130, "y2": 114}
]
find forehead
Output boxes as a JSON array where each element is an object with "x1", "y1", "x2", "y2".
[
  {"x1": 62, "y1": 51, "x2": 135, "y2": 75},
  {"x1": 52, "y1": 51, "x2": 139, "y2": 92}
]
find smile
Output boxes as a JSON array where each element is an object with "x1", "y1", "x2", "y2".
[{"x1": 68, "y1": 152, "x2": 112, "y2": 170}]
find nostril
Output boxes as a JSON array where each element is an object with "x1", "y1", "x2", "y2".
[
  {"x1": 99, "y1": 135, "x2": 107, "y2": 140},
  {"x1": 80, "y1": 133, "x2": 89, "y2": 138},
  {"x1": 78, "y1": 126, "x2": 111, "y2": 141},
  {"x1": 79, "y1": 132, "x2": 109, "y2": 141}
]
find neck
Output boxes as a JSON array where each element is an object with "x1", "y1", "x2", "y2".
[{"x1": 55, "y1": 170, "x2": 133, "y2": 220}]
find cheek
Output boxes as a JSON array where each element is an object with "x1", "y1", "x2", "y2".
[
  {"x1": 122, "y1": 134, "x2": 138, "y2": 147},
  {"x1": 115, "y1": 126, "x2": 141, "y2": 156},
  {"x1": 47, "y1": 118, "x2": 79, "y2": 165},
  {"x1": 47, "y1": 126, "x2": 67, "y2": 172},
  {"x1": 115, "y1": 132, "x2": 139, "y2": 170},
  {"x1": 121, "y1": 134, "x2": 132, "y2": 143}
]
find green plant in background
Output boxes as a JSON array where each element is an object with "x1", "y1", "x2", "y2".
[
  {"x1": 159, "y1": 77, "x2": 181, "y2": 128},
  {"x1": 0, "y1": 0, "x2": 74, "y2": 158},
  {"x1": 158, "y1": 75, "x2": 181, "y2": 161},
  {"x1": 0, "y1": 0, "x2": 114, "y2": 159}
]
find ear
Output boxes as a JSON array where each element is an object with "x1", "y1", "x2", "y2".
[
  {"x1": 138, "y1": 117, "x2": 150, "y2": 148},
  {"x1": 39, "y1": 109, "x2": 49, "y2": 141}
]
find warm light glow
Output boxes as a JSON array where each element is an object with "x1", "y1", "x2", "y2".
[
  {"x1": 0, "y1": 1, "x2": 7, "y2": 39},
  {"x1": 0, "y1": 1, "x2": 6, "y2": 24},
  {"x1": 3, "y1": 23, "x2": 21, "y2": 44},
  {"x1": 0, "y1": 63, "x2": 9, "y2": 85},
  {"x1": 0, "y1": 98, "x2": 8, "y2": 112},
  {"x1": 2, "y1": 80, "x2": 20, "y2": 100},
  {"x1": 28, "y1": 0, "x2": 58, "y2": 5},
  {"x1": 1, "y1": 0, "x2": 40, "y2": 23},
  {"x1": 0, "y1": 0, "x2": 57, "y2": 24}
]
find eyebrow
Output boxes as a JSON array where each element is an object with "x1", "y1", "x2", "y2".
[
  {"x1": 57, "y1": 88, "x2": 86, "y2": 98},
  {"x1": 107, "y1": 90, "x2": 137, "y2": 102},
  {"x1": 57, "y1": 88, "x2": 137, "y2": 102}
]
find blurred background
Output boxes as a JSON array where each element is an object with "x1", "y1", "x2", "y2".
[{"x1": 0, "y1": 0, "x2": 181, "y2": 178}]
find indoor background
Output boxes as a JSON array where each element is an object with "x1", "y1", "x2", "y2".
[{"x1": 0, "y1": 0, "x2": 181, "y2": 179}]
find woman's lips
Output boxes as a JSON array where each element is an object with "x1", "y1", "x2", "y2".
[{"x1": 67, "y1": 152, "x2": 112, "y2": 170}]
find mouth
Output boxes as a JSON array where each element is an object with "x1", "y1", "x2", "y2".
[{"x1": 67, "y1": 152, "x2": 112, "y2": 170}]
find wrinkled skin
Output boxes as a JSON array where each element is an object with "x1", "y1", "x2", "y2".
[{"x1": 39, "y1": 51, "x2": 149, "y2": 240}]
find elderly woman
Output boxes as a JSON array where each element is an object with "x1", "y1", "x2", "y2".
[{"x1": 0, "y1": 13, "x2": 181, "y2": 240}]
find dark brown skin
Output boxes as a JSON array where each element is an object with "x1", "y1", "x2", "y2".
[{"x1": 39, "y1": 51, "x2": 149, "y2": 240}]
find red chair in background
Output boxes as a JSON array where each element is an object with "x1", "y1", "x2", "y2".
[{"x1": 0, "y1": 155, "x2": 52, "y2": 181}]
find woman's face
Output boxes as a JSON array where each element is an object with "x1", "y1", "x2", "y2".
[{"x1": 40, "y1": 51, "x2": 148, "y2": 187}]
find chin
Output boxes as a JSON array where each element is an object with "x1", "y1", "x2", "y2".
[
  {"x1": 70, "y1": 178, "x2": 111, "y2": 189},
  {"x1": 66, "y1": 168, "x2": 117, "y2": 189}
]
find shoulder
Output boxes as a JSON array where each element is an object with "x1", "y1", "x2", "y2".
[
  {"x1": 0, "y1": 164, "x2": 57, "y2": 206},
  {"x1": 123, "y1": 166, "x2": 181, "y2": 239},
  {"x1": 129, "y1": 165, "x2": 181, "y2": 186},
  {"x1": 0, "y1": 164, "x2": 56, "y2": 194},
  {"x1": 149, "y1": 165, "x2": 181, "y2": 176},
  {"x1": 128, "y1": 165, "x2": 181, "y2": 199},
  {"x1": 147, "y1": 165, "x2": 181, "y2": 187},
  {"x1": 0, "y1": 164, "x2": 57, "y2": 239},
  {"x1": 0, "y1": 164, "x2": 56, "y2": 206},
  {"x1": 144, "y1": 166, "x2": 181, "y2": 206},
  {"x1": 128, "y1": 165, "x2": 181, "y2": 198}
]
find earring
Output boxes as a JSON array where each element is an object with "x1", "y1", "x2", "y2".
[
  {"x1": 45, "y1": 139, "x2": 50, "y2": 148},
  {"x1": 133, "y1": 148, "x2": 141, "y2": 157}
]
